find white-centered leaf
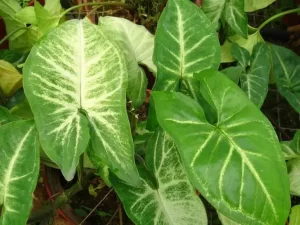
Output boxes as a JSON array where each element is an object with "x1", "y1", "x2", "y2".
[
  {"x1": 202, "y1": 0, "x2": 248, "y2": 37},
  {"x1": 153, "y1": 0, "x2": 220, "y2": 92},
  {"x1": 239, "y1": 43, "x2": 271, "y2": 108},
  {"x1": 152, "y1": 71, "x2": 290, "y2": 224},
  {"x1": 231, "y1": 43, "x2": 250, "y2": 69},
  {"x1": 99, "y1": 16, "x2": 154, "y2": 108},
  {"x1": 0, "y1": 120, "x2": 39, "y2": 225},
  {"x1": 271, "y1": 44, "x2": 300, "y2": 113},
  {"x1": 244, "y1": 0, "x2": 275, "y2": 12},
  {"x1": 23, "y1": 19, "x2": 140, "y2": 185},
  {"x1": 112, "y1": 129, "x2": 207, "y2": 225}
]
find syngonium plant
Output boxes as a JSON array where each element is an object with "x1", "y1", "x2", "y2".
[{"x1": 1, "y1": 0, "x2": 300, "y2": 224}]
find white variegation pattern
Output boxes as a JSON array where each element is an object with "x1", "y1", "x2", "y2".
[
  {"x1": 153, "y1": 72, "x2": 290, "y2": 224},
  {"x1": 153, "y1": 0, "x2": 220, "y2": 92},
  {"x1": 99, "y1": 16, "x2": 153, "y2": 108},
  {"x1": 288, "y1": 159, "x2": 300, "y2": 196},
  {"x1": 0, "y1": 120, "x2": 39, "y2": 225},
  {"x1": 202, "y1": 0, "x2": 225, "y2": 29},
  {"x1": 112, "y1": 129, "x2": 207, "y2": 225},
  {"x1": 23, "y1": 20, "x2": 140, "y2": 185}
]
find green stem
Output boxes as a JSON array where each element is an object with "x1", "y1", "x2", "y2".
[
  {"x1": 0, "y1": 27, "x2": 28, "y2": 47},
  {"x1": 60, "y1": 2, "x2": 134, "y2": 18},
  {"x1": 258, "y1": 8, "x2": 300, "y2": 31}
]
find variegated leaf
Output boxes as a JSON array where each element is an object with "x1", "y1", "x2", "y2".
[
  {"x1": 271, "y1": 44, "x2": 300, "y2": 113},
  {"x1": 153, "y1": 0, "x2": 220, "y2": 92},
  {"x1": 23, "y1": 20, "x2": 140, "y2": 185},
  {"x1": 112, "y1": 129, "x2": 207, "y2": 225},
  {"x1": 287, "y1": 158, "x2": 300, "y2": 196},
  {"x1": 0, "y1": 120, "x2": 39, "y2": 225},
  {"x1": 281, "y1": 131, "x2": 300, "y2": 160},
  {"x1": 152, "y1": 71, "x2": 290, "y2": 224},
  {"x1": 240, "y1": 43, "x2": 271, "y2": 108},
  {"x1": 231, "y1": 43, "x2": 250, "y2": 69},
  {"x1": 290, "y1": 205, "x2": 300, "y2": 225},
  {"x1": 99, "y1": 16, "x2": 155, "y2": 108},
  {"x1": 202, "y1": 0, "x2": 248, "y2": 37},
  {"x1": 244, "y1": 0, "x2": 275, "y2": 12}
]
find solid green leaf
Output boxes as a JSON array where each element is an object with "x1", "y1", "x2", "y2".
[
  {"x1": 280, "y1": 131, "x2": 300, "y2": 160},
  {"x1": 0, "y1": 106, "x2": 18, "y2": 125},
  {"x1": 15, "y1": 6, "x2": 37, "y2": 25},
  {"x1": 231, "y1": 43, "x2": 250, "y2": 69},
  {"x1": 0, "y1": 60, "x2": 23, "y2": 97},
  {"x1": 112, "y1": 129, "x2": 207, "y2": 225},
  {"x1": 290, "y1": 205, "x2": 300, "y2": 225},
  {"x1": 202, "y1": 0, "x2": 248, "y2": 37},
  {"x1": 221, "y1": 31, "x2": 264, "y2": 63},
  {"x1": 0, "y1": 50, "x2": 28, "y2": 66},
  {"x1": 152, "y1": 71, "x2": 290, "y2": 225},
  {"x1": 0, "y1": 120, "x2": 39, "y2": 225},
  {"x1": 34, "y1": 1, "x2": 61, "y2": 34},
  {"x1": 44, "y1": 0, "x2": 62, "y2": 15},
  {"x1": 221, "y1": 66, "x2": 243, "y2": 84},
  {"x1": 240, "y1": 42, "x2": 271, "y2": 108},
  {"x1": 9, "y1": 98, "x2": 33, "y2": 119},
  {"x1": 0, "y1": 0, "x2": 21, "y2": 16},
  {"x1": 244, "y1": 0, "x2": 275, "y2": 12},
  {"x1": 287, "y1": 159, "x2": 300, "y2": 196},
  {"x1": 23, "y1": 19, "x2": 140, "y2": 185},
  {"x1": 99, "y1": 16, "x2": 153, "y2": 108},
  {"x1": 153, "y1": 0, "x2": 220, "y2": 92},
  {"x1": 271, "y1": 44, "x2": 300, "y2": 113}
]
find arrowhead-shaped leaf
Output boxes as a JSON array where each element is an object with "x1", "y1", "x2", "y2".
[
  {"x1": 271, "y1": 44, "x2": 300, "y2": 113},
  {"x1": 152, "y1": 71, "x2": 290, "y2": 224},
  {"x1": 112, "y1": 129, "x2": 207, "y2": 225},
  {"x1": 0, "y1": 120, "x2": 39, "y2": 225},
  {"x1": 202, "y1": 0, "x2": 248, "y2": 37},
  {"x1": 99, "y1": 17, "x2": 154, "y2": 108},
  {"x1": 23, "y1": 20, "x2": 140, "y2": 185},
  {"x1": 153, "y1": 0, "x2": 220, "y2": 92},
  {"x1": 234, "y1": 43, "x2": 271, "y2": 108}
]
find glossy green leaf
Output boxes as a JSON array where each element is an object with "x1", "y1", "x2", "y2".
[
  {"x1": 281, "y1": 131, "x2": 300, "y2": 160},
  {"x1": 244, "y1": 0, "x2": 275, "y2": 12},
  {"x1": 34, "y1": 1, "x2": 61, "y2": 34},
  {"x1": 99, "y1": 16, "x2": 153, "y2": 108},
  {"x1": 287, "y1": 159, "x2": 300, "y2": 196},
  {"x1": 9, "y1": 98, "x2": 33, "y2": 119},
  {"x1": 290, "y1": 205, "x2": 300, "y2": 225},
  {"x1": 153, "y1": 0, "x2": 220, "y2": 92},
  {"x1": 202, "y1": 0, "x2": 248, "y2": 37},
  {"x1": 231, "y1": 43, "x2": 250, "y2": 69},
  {"x1": 152, "y1": 71, "x2": 290, "y2": 225},
  {"x1": 23, "y1": 19, "x2": 140, "y2": 185},
  {"x1": 271, "y1": 44, "x2": 300, "y2": 113},
  {"x1": 0, "y1": 60, "x2": 23, "y2": 97},
  {"x1": 15, "y1": 6, "x2": 37, "y2": 25},
  {"x1": 0, "y1": 106, "x2": 18, "y2": 125},
  {"x1": 221, "y1": 66, "x2": 243, "y2": 84},
  {"x1": 240, "y1": 43, "x2": 271, "y2": 108},
  {"x1": 112, "y1": 129, "x2": 207, "y2": 225},
  {"x1": 221, "y1": 32, "x2": 264, "y2": 63},
  {"x1": 0, "y1": 120, "x2": 39, "y2": 225}
]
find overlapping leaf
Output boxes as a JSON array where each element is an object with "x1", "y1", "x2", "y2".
[
  {"x1": 290, "y1": 205, "x2": 300, "y2": 225},
  {"x1": 271, "y1": 44, "x2": 300, "y2": 113},
  {"x1": 23, "y1": 19, "x2": 140, "y2": 185},
  {"x1": 152, "y1": 71, "x2": 290, "y2": 224},
  {"x1": 281, "y1": 131, "x2": 300, "y2": 160},
  {"x1": 234, "y1": 43, "x2": 271, "y2": 108},
  {"x1": 202, "y1": 0, "x2": 248, "y2": 37},
  {"x1": 99, "y1": 16, "x2": 155, "y2": 108},
  {"x1": 287, "y1": 159, "x2": 300, "y2": 196},
  {"x1": 153, "y1": 0, "x2": 220, "y2": 92},
  {"x1": 0, "y1": 120, "x2": 39, "y2": 225},
  {"x1": 0, "y1": 60, "x2": 22, "y2": 97},
  {"x1": 112, "y1": 129, "x2": 207, "y2": 225},
  {"x1": 244, "y1": 0, "x2": 275, "y2": 12}
]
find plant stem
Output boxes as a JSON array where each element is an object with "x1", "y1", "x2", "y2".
[
  {"x1": 60, "y1": 2, "x2": 134, "y2": 18},
  {"x1": 258, "y1": 8, "x2": 300, "y2": 31},
  {"x1": 28, "y1": 182, "x2": 83, "y2": 223},
  {"x1": 0, "y1": 27, "x2": 28, "y2": 47}
]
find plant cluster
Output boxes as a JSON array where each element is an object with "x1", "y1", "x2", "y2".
[{"x1": 1, "y1": 0, "x2": 300, "y2": 224}]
